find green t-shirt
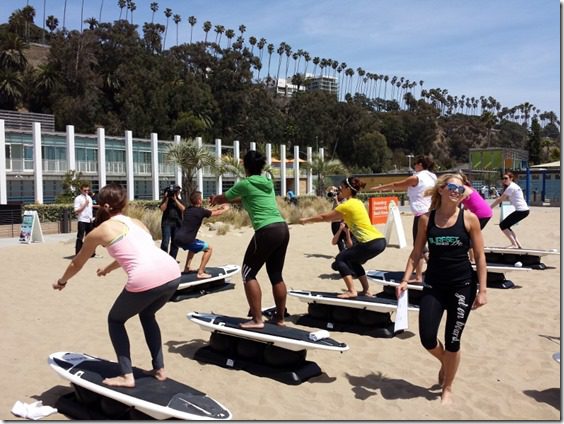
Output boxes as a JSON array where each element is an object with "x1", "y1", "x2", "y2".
[{"x1": 224, "y1": 175, "x2": 285, "y2": 231}]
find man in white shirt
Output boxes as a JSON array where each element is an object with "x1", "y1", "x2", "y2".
[{"x1": 74, "y1": 183, "x2": 96, "y2": 256}]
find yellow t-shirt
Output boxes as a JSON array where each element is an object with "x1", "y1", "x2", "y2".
[{"x1": 335, "y1": 198, "x2": 384, "y2": 243}]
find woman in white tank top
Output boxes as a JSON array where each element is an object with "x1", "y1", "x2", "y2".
[{"x1": 370, "y1": 156, "x2": 437, "y2": 282}]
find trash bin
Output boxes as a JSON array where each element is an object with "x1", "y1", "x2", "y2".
[{"x1": 60, "y1": 209, "x2": 71, "y2": 233}]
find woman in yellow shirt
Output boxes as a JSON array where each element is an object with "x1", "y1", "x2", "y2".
[{"x1": 300, "y1": 177, "x2": 386, "y2": 298}]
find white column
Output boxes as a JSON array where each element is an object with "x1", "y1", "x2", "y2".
[
  {"x1": 150, "y1": 133, "x2": 159, "y2": 200},
  {"x1": 306, "y1": 146, "x2": 313, "y2": 195},
  {"x1": 293, "y1": 145, "x2": 300, "y2": 196},
  {"x1": 265, "y1": 143, "x2": 272, "y2": 180},
  {"x1": 233, "y1": 140, "x2": 240, "y2": 183},
  {"x1": 215, "y1": 138, "x2": 222, "y2": 194},
  {"x1": 32, "y1": 122, "x2": 43, "y2": 204},
  {"x1": 66, "y1": 125, "x2": 75, "y2": 171},
  {"x1": 319, "y1": 147, "x2": 324, "y2": 162},
  {"x1": 0, "y1": 120, "x2": 6, "y2": 204},
  {"x1": 195, "y1": 136, "x2": 203, "y2": 192},
  {"x1": 280, "y1": 144, "x2": 286, "y2": 196},
  {"x1": 125, "y1": 130, "x2": 134, "y2": 201},
  {"x1": 174, "y1": 135, "x2": 182, "y2": 187},
  {"x1": 97, "y1": 127, "x2": 106, "y2": 188},
  {"x1": 250, "y1": 141, "x2": 256, "y2": 151}
]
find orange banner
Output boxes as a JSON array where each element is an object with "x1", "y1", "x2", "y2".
[{"x1": 368, "y1": 196, "x2": 399, "y2": 225}]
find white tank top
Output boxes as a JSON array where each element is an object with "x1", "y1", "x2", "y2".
[{"x1": 407, "y1": 170, "x2": 437, "y2": 215}]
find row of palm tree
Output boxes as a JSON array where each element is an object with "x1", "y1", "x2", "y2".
[{"x1": 7, "y1": 1, "x2": 556, "y2": 125}]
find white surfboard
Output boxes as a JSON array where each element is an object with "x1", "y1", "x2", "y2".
[
  {"x1": 187, "y1": 312, "x2": 349, "y2": 352},
  {"x1": 288, "y1": 289, "x2": 420, "y2": 313},
  {"x1": 481, "y1": 263, "x2": 532, "y2": 273},
  {"x1": 484, "y1": 247, "x2": 559, "y2": 257},
  {"x1": 177, "y1": 265, "x2": 239, "y2": 290},
  {"x1": 366, "y1": 270, "x2": 424, "y2": 291},
  {"x1": 48, "y1": 352, "x2": 232, "y2": 420}
]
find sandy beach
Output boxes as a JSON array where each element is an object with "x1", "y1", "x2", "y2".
[{"x1": 0, "y1": 205, "x2": 560, "y2": 420}]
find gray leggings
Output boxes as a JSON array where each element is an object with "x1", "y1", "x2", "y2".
[{"x1": 108, "y1": 278, "x2": 180, "y2": 375}]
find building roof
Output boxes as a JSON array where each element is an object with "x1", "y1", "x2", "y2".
[{"x1": 530, "y1": 161, "x2": 560, "y2": 168}]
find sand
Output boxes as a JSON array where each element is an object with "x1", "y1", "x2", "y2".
[{"x1": 0, "y1": 206, "x2": 560, "y2": 420}]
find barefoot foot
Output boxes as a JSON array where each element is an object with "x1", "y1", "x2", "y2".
[
  {"x1": 240, "y1": 320, "x2": 265, "y2": 329},
  {"x1": 103, "y1": 374, "x2": 135, "y2": 388},
  {"x1": 358, "y1": 291, "x2": 373, "y2": 297},
  {"x1": 441, "y1": 387, "x2": 453, "y2": 405},
  {"x1": 197, "y1": 272, "x2": 212, "y2": 279},
  {"x1": 142, "y1": 368, "x2": 167, "y2": 381},
  {"x1": 337, "y1": 291, "x2": 358, "y2": 299}
]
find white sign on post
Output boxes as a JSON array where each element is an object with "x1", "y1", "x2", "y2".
[
  {"x1": 384, "y1": 201, "x2": 407, "y2": 248},
  {"x1": 19, "y1": 210, "x2": 44, "y2": 244}
]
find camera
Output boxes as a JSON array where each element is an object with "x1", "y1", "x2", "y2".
[
  {"x1": 326, "y1": 186, "x2": 339, "y2": 198},
  {"x1": 164, "y1": 184, "x2": 181, "y2": 198}
]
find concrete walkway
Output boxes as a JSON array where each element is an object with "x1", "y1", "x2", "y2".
[{"x1": 0, "y1": 232, "x2": 75, "y2": 249}]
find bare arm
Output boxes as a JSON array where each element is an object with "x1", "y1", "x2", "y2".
[
  {"x1": 209, "y1": 204, "x2": 230, "y2": 217},
  {"x1": 300, "y1": 209, "x2": 343, "y2": 225},
  {"x1": 466, "y1": 212, "x2": 487, "y2": 309},
  {"x1": 397, "y1": 214, "x2": 429, "y2": 297},
  {"x1": 370, "y1": 175, "x2": 418, "y2": 192},
  {"x1": 331, "y1": 222, "x2": 345, "y2": 245},
  {"x1": 490, "y1": 192, "x2": 507, "y2": 208}
]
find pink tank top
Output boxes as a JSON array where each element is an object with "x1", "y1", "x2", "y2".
[
  {"x1": 461, "y1": 189, "x2": 493, "y2": 219},
  {"x1": 106, "y1": 215, "x2": 181, "y2": 292}
]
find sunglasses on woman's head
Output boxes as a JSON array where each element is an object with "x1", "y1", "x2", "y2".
[{"x1": 446, "y1": 183, "x2": 465, "y2": 195}]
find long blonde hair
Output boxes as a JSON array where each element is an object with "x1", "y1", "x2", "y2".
[{"x1": 425, "y1": 173, "x2": 464, "y2": 211}]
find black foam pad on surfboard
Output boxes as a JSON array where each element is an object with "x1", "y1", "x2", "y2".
[
  {"x1": 179, "y1": 267, "x2": 231, "y2": 283},
  {"x1": 305, "y1": 290, "x2": 420, "y2": 309},
  {"x1": 193, "y1": 313, "x2": 348, "y2": 349},
  {"x1": 52, "y1": 356, "x2": 228, "y2": 419}
]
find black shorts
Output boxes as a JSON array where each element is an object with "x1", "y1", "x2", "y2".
[
  {"x1": 241, "y1": 222, "x2": 289, "y2": 285},
  {"x1": 500, "y1": 210, "x2": 529, "y2": 230}
]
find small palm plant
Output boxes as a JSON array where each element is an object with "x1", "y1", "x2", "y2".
[
  {"x1": 166, "y1": 138, "x2": 219, "y2": 199},
  {"x1": 303, "y1": 154, "x2": 348, "y2": 195}
]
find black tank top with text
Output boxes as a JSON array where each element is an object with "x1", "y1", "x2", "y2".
[{"x1": 425, "y1": 208, "x2": 473, "y2": 288}]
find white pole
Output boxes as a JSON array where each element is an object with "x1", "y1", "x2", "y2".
[
  {"x1": 293, "y1": 145, "x2": 300, "y2": 196},
  {"x1": 125, "y1": 130, "x2": 134, "y2": 201},
  {"x1": 0, "y1": 120, "x2": 6, "y2": 204},
  {"x1": 215, "y1": 138, "x2": 222, "y2": 194},
  {"x1": 66, "y1": 125, "x2": 75, "y2": 172},
  {"x1": 306, "y1": 146, "x2": 313, "y2": 195},
  {"x1": 195, "y1": 136, "x2": 203, "y2": 193},
  {"x1": 97, "y1": 127, "x2": 106, "y2": 188},
  {"x1": 265, "y1": 143, "x2": 272, "y2": 180},
  {"x1": 174, "y1": 135, "x2": 182, "y2": 188},
  {"x1": 33, "y1": 122, "x2": 43, "y2": 204},
  {"x1": 280, "y1": 144, "x2": 286, "y2": 196},
  {"x1": 151, "y1": 133, "x2": 159, "y2": 200},
  {"x1": 233, "y1": 140, "x2": 240, "y2": 183}
]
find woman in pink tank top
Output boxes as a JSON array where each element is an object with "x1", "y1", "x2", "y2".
[
  {"x1": 460, "y1": 174, "x2": 493, "y2": 229},
  {"x1": 53, "y1": 183, "x2": 181, "y2": 388}
]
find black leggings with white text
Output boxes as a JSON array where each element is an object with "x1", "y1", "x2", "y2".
[{"x1": 418, "y1": 282, "x2": 477, "y2": 352}]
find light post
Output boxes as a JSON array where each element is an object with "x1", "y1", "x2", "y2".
[{"x1": 406, "y1": 154, "x2": 414, "y2": 171}]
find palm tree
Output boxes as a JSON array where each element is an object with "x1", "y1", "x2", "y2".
[
  {"x1": 117, "y1": 0, "x2": 126, "y2": 21},
  {"x1": 63, "y1": 0, "x2": 69, "y2": 31},
  {"x1": 84, "y1": 17, "x2": 98, "y2": 30},
  {"x1": 173, "y1": 14, "x2": 181, "y2": 45},
  {"x1": 202, "y1": 20, "x2": 212, "y2": 43},
  {"x1": 225, "y1": 28, "x2": 235, "y2": 48},
  {"x1": 0, "y1": 33, "x2": 29, "y2": 71},
  {"x1": 166, "y1": 139, "x2": 219, "y2": 198},
  {"x1": 303, "y1": 155, "x2": 348, "y2": 196},
  {"x1": 150, "y1": 2, "x2": 158, "y2": 23},
  {"x1": 188, "y1": 16, "x2": 197, "y2": 43},
  {"x1": 128, "y1": 1, "x2": 136, "y2": 24},
  {"x1": 80, "y1": 0, "x2": 85, "y2": 31},
  {"x1": 248, "y1": 36, "x2": 257, "y2": 55},
  {"x1": 0, "y1": 71, "x2": 24, "y2": 110},
  {"x1": 98, "y1": 0, "x2": 104, "y2": 21},
  {"x1": 41, "y1": 0, "x2": 46, "y2": 44},
  {"x1": 481, "y1": 111, "x2": 498, "y2": 147},
  {"x1": 163, "y1": 7, "x2": 172, "y2": 49},
  {"x1": 266, "y1": 43, "x2": 274, "y2": 79},
  {"x1": 46, "y1": 15, "x2": 58, "y2": 33},
  {"x1": 213, "y1": 24, "x2": 225, "y2": 46},
  {"x1": 238, "y1": 24, "x2": 246, "y2": 37}
]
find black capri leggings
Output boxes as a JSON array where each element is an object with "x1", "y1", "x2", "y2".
[
  {"x1": 241, "y1": 222, "x2": 289, "y2": 285},
  {"x1": 499, "y1": 210, "x2": 529, "y2": 230},
  {"x1": 332, "y1": 237, "x2": 386, "y2": 278},
  {"x1": 108, "y1": 277, "x2": 180, "y2": 375},
  {"x1": 419, "y1": 281, "x2": 477, "y2": 353}
]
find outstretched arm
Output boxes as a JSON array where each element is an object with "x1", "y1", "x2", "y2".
[
  {"x1": 300, "y1": 209, "x2": 342, "y2": 225},
  {"x1": 370, "y1": 175, "x2": 418, "y2": 192}
]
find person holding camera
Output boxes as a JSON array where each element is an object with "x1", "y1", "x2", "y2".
[
  {"x1": 160, "y1": 185, "x2": 185, "y2": 259},
  {"x1": 326, "y1": 186, "x2": 353, "y2": 252},
  {"x1": 300, "y1": 177, "x2": 387, "y2": 298}
]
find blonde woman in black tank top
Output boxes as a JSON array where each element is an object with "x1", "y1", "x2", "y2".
[{"x1": 397, "y1": 174, "x2": 487, "y2": 405}]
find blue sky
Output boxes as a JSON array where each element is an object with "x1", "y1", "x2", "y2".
[{"x1": 2, "y1": 0, "x2": 560, "y2": 116}]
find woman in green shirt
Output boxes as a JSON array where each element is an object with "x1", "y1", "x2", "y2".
[{"x1": 211, "y1": 151, "x2": 289, "y2": 329}]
